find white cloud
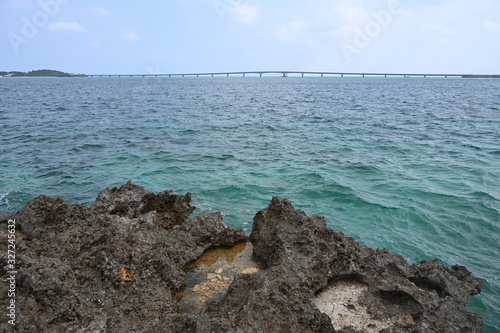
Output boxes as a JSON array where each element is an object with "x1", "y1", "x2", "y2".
[
  {"x1": 48, "y1": 21, "x2": 85, "y2": 32},
  {"x1": 276, "y1": 20, "x2": 306, "y2": 41},
  {"x1": 315, "y1": 1, "x2": 397, "y2": 43},
  {"x1": 89, "y1": 7, "x2": 108, "y2": 15},
  {"x1": 228, "y1": 4, "x2": 259, "y2": 24},
  {"x1": 311, "y1": 2, "x2": 376, "y2": 42},
  {"x1": 484, "y1": 20, "x2": 500, "y2": 33},
  {"x1": 121, "y1": 31, "x2": 139, "y2": 41},
  {"x1": 329, "y1": 25, "x2": 358, "y2": 40},
  {"x1": 420, "y1": 23, "x2": 455, "y2": 35},
  {"x1": 334, "y1": 3, "x2": 371, "y2": 25}
]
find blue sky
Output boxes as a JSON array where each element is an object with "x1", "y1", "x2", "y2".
[{"x1": 1, "y1": 0, "x2": 500, "y2": 75}]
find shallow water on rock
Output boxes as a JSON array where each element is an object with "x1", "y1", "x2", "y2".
[{"x1": 178, "y1": 242, "x2": 259, "y2": 313}]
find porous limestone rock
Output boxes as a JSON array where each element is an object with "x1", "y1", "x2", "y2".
[{"x1": 0, "y1": 184, "x2": 483, "y2": 332}]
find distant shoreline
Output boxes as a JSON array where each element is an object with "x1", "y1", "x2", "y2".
[
  {"x1": 461, "y1": 74, "x2": 500, "y2": 78},
  {"x1": 2, "y1": 69, "x2": 500, "y2": 79},
  {"x1": 0, "y1": 69, "x2": 87, "y2": 78}
]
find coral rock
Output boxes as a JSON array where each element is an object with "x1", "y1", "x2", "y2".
[{"x1": 0, "y1": 186, "x2": 483, "y2": 333}]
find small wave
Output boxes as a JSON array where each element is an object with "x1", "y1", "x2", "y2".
[
  {"x1": 201, "y1": 154, "x2": 235, "y2": 161},
  {"x1": 0, "y1": 192, "x2": 10, "y2": 203},
  {"x1": 213, "y1": 185, "x2": 245, "y2": 194},
  {"x1": 43, "y1": 179, "x2": 80, "y2": 187},
  {"x1": 36, "y1": 169, "x2": 64, "y2": 178},
  {"x1": 70, "y1": 143, "x2": 107, "y2": 152},
  {"x1": 12, "y1": 134, "x2": 34, "y2": 141},
  {"x1": 344, "y1": 162, "x2": 384, "y2": 176},
  {"x1": 180, "y1": 129, "x2": 198, "y2": 135},
  {"x1": 290, "y1": 171, "x2": 324, "y2": 182},
  {"x1": 468, "y1": 190, "x2": 500, "y2": 202},
  {"x1": 140, "y1": 169, "x2": 167, "y2": 177},
  {"x1": 350, "y1": 190, "x2": 402, "y2": 210},
  {"x1": 461, "y1": 143, "x2": 483, "y2": 151}
]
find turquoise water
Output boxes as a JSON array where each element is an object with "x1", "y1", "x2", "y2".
[{"x1": 1, "y1": 77, "x2": 499, "y2": 331}]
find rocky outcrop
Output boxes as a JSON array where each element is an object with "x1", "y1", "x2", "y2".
[{"x1": 0, "y1": 182, "x2": 483, "y2": 332}]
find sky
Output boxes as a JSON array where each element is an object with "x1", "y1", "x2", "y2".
[{"x1": 1, "y1": 0, "x2": 500, "y2": 75}]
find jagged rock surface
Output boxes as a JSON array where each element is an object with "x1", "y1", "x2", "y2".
[{"x1": 0, "y1": 183, "x2": 483, "y2": 332}]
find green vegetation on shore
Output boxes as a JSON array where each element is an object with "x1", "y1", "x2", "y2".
[{"x1": 0, "y1": 69, "x2": 87, "y2": 77}]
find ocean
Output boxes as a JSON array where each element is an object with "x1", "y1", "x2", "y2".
[{"x1": 1, "y1": 76, "x2": 499, "y2": 331}]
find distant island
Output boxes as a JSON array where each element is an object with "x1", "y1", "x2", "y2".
[{"x1": 0, "y1": 69, "x2": 87, "y2": 77}]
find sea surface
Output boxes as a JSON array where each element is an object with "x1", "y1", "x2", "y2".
[{"x1": 1, "y1": 76, "x2": 499, "y2": 331}]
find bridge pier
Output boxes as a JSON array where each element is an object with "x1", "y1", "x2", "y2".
[
  {"x1": 243, "y1": 73, "x2": 245, "y2": 77},
  {"x1": 259, "y1": 73, "x2": 262, "y2": 77},
  {"x1": 341, "y1": 74, "x2": 344, "y2": 78},
  {"x1": 227, "y1": 74, "x2": 229, "y2": 77},
  {"x1": 321, "y1": 73, "x2": 324, "y2": 77}
]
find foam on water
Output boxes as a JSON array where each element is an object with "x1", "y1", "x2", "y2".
[{"x1": 1, "y1": 77, "x2": 499, "y2": 331}]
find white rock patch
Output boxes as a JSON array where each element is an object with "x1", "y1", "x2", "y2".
[{"x1": 313, "y1": 280, "x2": 414, "y2": 332}]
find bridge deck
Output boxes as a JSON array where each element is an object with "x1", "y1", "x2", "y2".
[{"x1": 86, "y1": 71, "x2": 498, "y2": 79}]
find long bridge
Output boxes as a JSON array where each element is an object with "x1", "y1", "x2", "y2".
[{"x1": 86, "y1": 71, "x2": 499, "y2": 79}]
